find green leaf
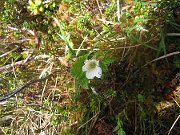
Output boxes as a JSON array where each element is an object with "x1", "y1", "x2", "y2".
[
  {"x1": 52, "y1": 2, "x2": 56, "y2": 8},
  {"x1": 118, "y1": 128, "x2": 126, "y2": 135},
  {"x1": 21, "y1": 51, "x2": 28, "y2": 59},
  {"x1": 113, "y1": 125, "x2": 120, "y2": 132},
  {"x1": 35, "y1": 0, "x2": 42, "y2": 6},
  {"x1": 28, "y1": 0, "x2": 34, "y2": 6},
  {"x1": 70, "y1": 56, "x2": 86, "y2": 79},
  {"x1": 39, "y1": 6, "x2": 44, "y2": 12},
  {"x1": 54, "y1": 17, "x2": 76, "y2": 56},
  {"x1": 137, "y1": 94, "x2": 144, "y2": 102},
  {"x1": 70, "y1": 56, "x2": 89, "y2": 89},
  {"x1": 33, "y1": 8, "x2": 38, "y2": 15},
  {"x1": 174, "y1": 58, "x2": 180, "y2": 68},
  {"x1": 102, "y1": 55, "x2": 114, "y2": 65},
  {"x1": 100, "y1": 54, "x2": 114, "y2": 72},
  {"x1": 157, "y1": 28, "x2": 166, "y2": 56},
  {"x1": 79, "y1": 76, "x2": 89, "y2": 89}
]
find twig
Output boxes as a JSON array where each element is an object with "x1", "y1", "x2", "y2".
[
  {"x1": 0, "y1": 59, "x2": 31, "y2": 72},
  {"x1": 110, "y1": 34, "x2": 159, "y2": 49},
  {"x1": 168, "y1": 115, "x2": 180, "y2": 135},
  {"x1": 7, "y1": 25, "x2": 35, "y2": 36},
  {"x1": 142, "y1": 51, "x2": 180, "y2": 67},
  {"x1": 0, "y1": 49, "x2": 34, "y2": 72},
  {"x1": 7, "y1": 25, "x2": 41, "y2": 48},
  {"x1": 172, "y1": 97, "x2": 180, "y2": 108},
  {"x1": 167, "y1": 33, "x2": 180, "y2": 36},
  {"x1": 0, "y1": 47, "x2": 19, "y2": 58},
  {"x1": 77, "y1": 111, "x2": 100, "y2": 131},
  {"x1": 97, "y1": 18, "x2": 114, "y2": 25},
  {"x1": 76, "y1": 34, "x2": 88, "y2": 56},
  {"x1": 96, "y1": 0, "x2": 103, "y2": 16},
  {"x1": 0, "y1": 71, "x2": 60, "y2": 102},
  {"x1": 117, "y1": 0, "x2": 120, "y2": 22},
  {"x1": 121, "y1": 51, "x2": 180, "y2": 89},
  {"x1": 0, "y1": 39, "x2": 30, "y2": 47},
  {"x1": 110, "y1": 44, "x2": 140, "y2": 49},
  {"x1": 0, "y1": 53, "x2": 33, "y2": 72}
]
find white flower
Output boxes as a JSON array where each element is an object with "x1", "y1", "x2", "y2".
[
  {"x1": 82, "y1": 59, "x2": 102, "y2": 79},
  {"x1": 136, "y1": 25, "x2": 148, "y2": 32}
]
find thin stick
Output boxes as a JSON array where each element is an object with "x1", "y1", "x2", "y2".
[
  {"x1": 0, "y1": 51, "x2": 33, "y2": 72},
  {"x1": 0, "y1": 47, "x2": 19, "y2": 58},
  {"x1": 168, "y1": 115, "x2": 180, "y2": 135},
  {"x1": 96, "y1": 0, "x2": 103, "y2": 16},
  {"x1": 167, "y1": 33, "x2": 180, "y2": 36},
  {"x1": 142, "y1": 51, "x2": 180, "y2": 67},
  {"x1": 0, "y1": 70, "x2": 60, "y2": 102},
  {"x1": 76, "y1": 35, "x2": 88, "y2": 56},
  {"x1": 121, "y1": 51, "x2": 180, "y2": 89},
  {"x1": 117, "y1": 0, "x2": 120, "y2": 22},
  {"x1": 0, "y1": 58, "x2": 32, "y2": 72},
  {"x1": 78, "y1": 111, "x2": 100, "y2": 130},
  {"x1": 172, "y1": 98, "x2": 180, "y2": 108}
]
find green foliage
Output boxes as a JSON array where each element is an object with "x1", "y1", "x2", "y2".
[
  {"x1": 0, "y1": 0, "x2": 179, "y2": 134},
  {"x1": 158, "y1": 0, "x2": 180, "y2": 26},
  {"x1": 28, "y1": 0, "x2": 43, "y2": 15},
  {"x1": 105, "y1": 1, "x2": 116, "y2": 21},
  {"x1": 28, "y1": 0, "x2": 57, "y2": 15},
  {"x1": 0, "y1": 1, "x2": 17, "y2": 23},
  {"x1": 70, "y1": 56, "x2": 85, "y2": 78},
  {"x1": 113, "y1": 112, "x2": 127, "y2": 135},
  {"x1": 61, "y1": 128, "x2": 77, "y2": 135},
  {"x1": 70, "y1": 52, "x2": 114, "y2": 89},
  {"x1": 100, "y1": 54, "x2": 114, "y2": 72},
  {"x1": 174, "y1": 57, "x2": 180, "y2": 68},
  {"x1": 71, "y1": 56, "x2": 89, "y2": 89},
  {"x1": 157, "y1": 28, "x2": 166, "y2": 55},
  {"x1": 137, "y1": 94, "x2": 145, "y2": 102}
]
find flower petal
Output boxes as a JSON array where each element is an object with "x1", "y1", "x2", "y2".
[
  {"x1": 82, "y1": 59, "x2": 102, "y2": 79},
  {"x1": 94, "y1": 67, "x2": 102, "y2": 78},
  {"x1": 86, "y1": 69, "x2": 96, "y2": 79},
  {"x1": 95, "y1": 60, "x2": 99, "y2": 66},
  {"x1": 82, "y1": 64, "x2": 88, "y2": 72},
  {"x1": 84, "y1": 60, "x2": 89, "y2": 64}
]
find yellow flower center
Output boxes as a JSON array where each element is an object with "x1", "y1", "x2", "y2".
[{"x1": 89, "y1": 61, "x2": 96, "y2": 69}]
